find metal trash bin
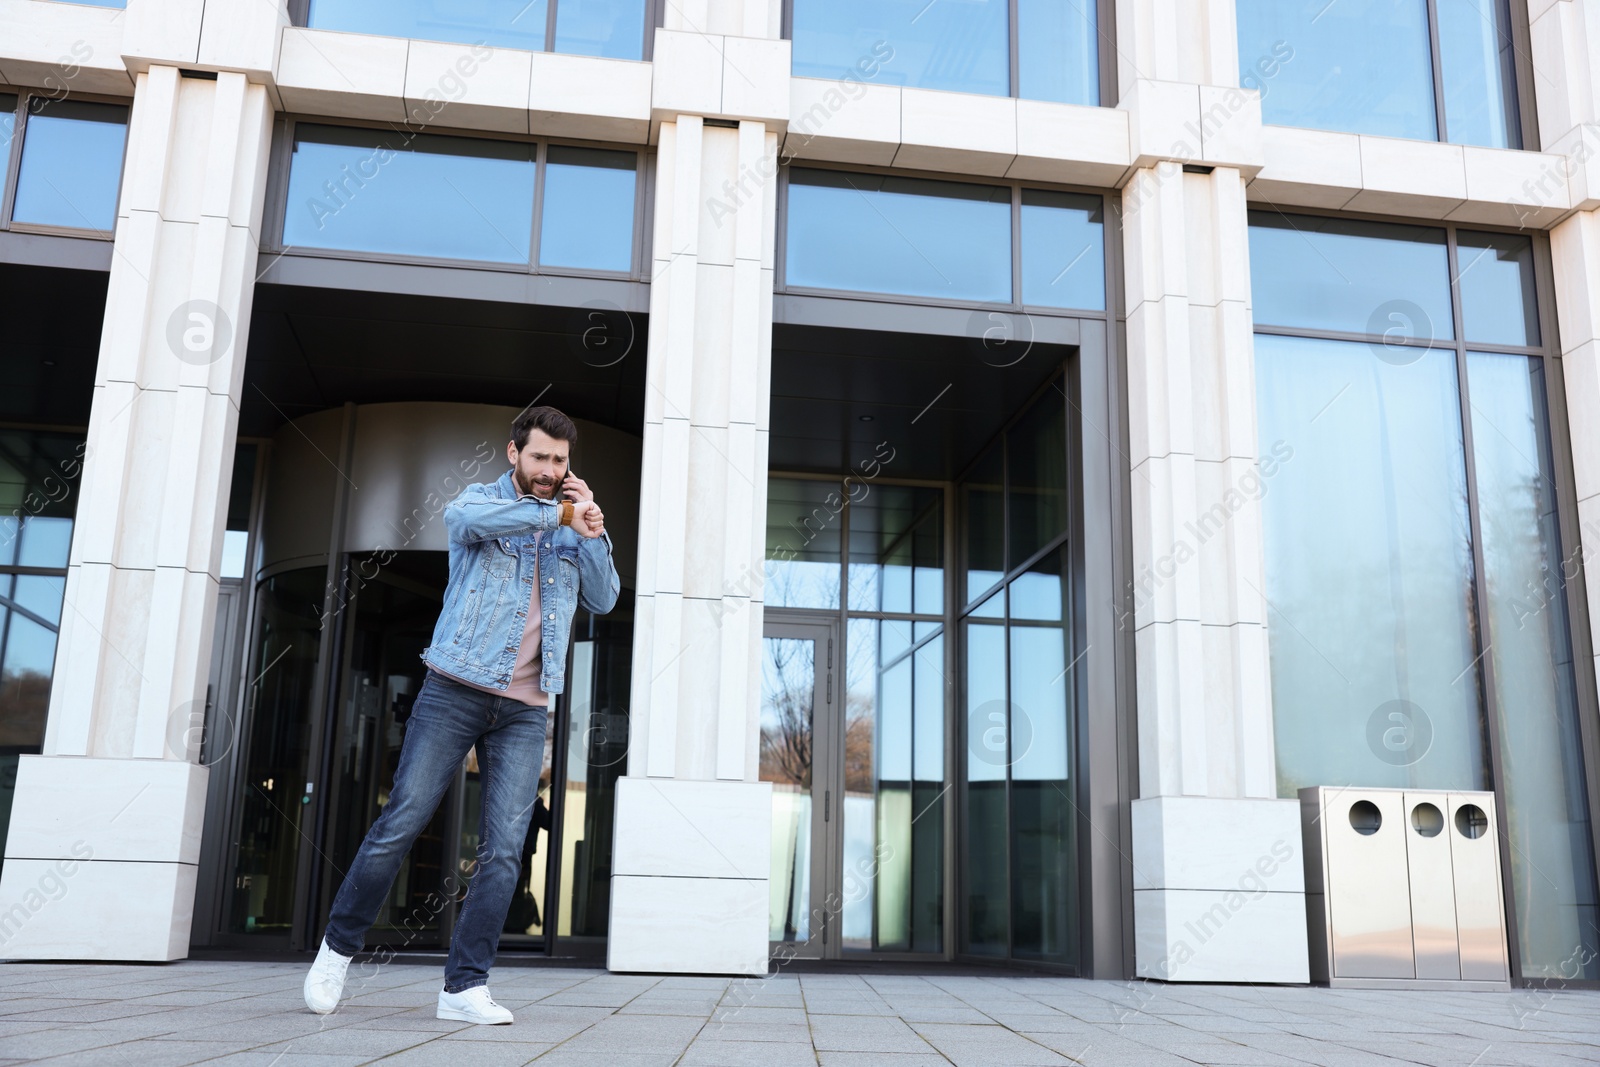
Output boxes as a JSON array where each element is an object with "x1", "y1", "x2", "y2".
[{"x1": 1300, "y1": 786, "x2": 1508, "y2": 988}]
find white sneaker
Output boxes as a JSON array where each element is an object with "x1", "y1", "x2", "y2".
[
  {"x1": 303, "y1": 939, "x2": 353, "y2": 1015},
  {"x1": 437, "y1": 985, "x2": 514, "y2": 1025}
]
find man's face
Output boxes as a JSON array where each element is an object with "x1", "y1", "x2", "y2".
[{"x1": 507, "y1": 428, "x2": 569, "y2": 499}]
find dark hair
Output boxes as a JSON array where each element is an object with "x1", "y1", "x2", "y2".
[{"x1": 512, "y1": 405, "x2": 577, "y2": 450}]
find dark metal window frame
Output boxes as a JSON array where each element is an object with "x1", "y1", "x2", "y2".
[
  {"x1": 780, "y1": 0, "x2": 1117, "y2": 109},
  {"x1": 1247, "y1": 202, "x2": 1600, "y2": 990},
  {"x1": 0, "y1": 86, "x2": 132, "y2": 242},
  {"x1": 262, "y1": 114, "x2": 654, "y2": 282}
]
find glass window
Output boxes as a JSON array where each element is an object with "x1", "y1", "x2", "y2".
[
  {"x1": 785, "y1": 169, "x2": 1012, "y2": 303},
  {"x1": 1021, "y1": 190, "x2": 1105, "y2": 311},
  {"x1": 221, "y1": 445, "x2": 258, "y2": 581},
  {"x1": 1457, "y1": 231, "x2": 1539, "y2": 347},
  {"x1": 12, "y1": 99, "x2": 128, "y2": 232},
  {"x1": 962, "y1": 443, "x2": 1005, "y2": 604},
  {"x1": 0, "y1": 96, "x2": 16, "y2": 158},
  {"x1": 761, "y1": 634, "x2": 816, "y2": 942},
  {"x1": 539, "y1": 146, "x2": 635, "y2": 272},
  {"x1": 283, "y1": 125, "x2": 536, "y2": 264},
  {"x1": 1466, "y1": 354, "x2": 1599, "y2": 979},
  {"x1": 848, "y1": 486, "x2": 942, "y2": 614},
  {"x1": 1007, "y1": 391, "x2": 1068, "y2": 566},
  {"x1": 1237, "y1": 0, "x2": 1435, "y2": 140},
  {"x1": 1249, "y1": 213, "x2": 1453, "y2": 341},
  {"x1": 554, "y1": 0, "x2": 647, "y2": 59},
  {"x1": 791, "y1": 0, "x2": 1007, "y2": 96},
  {"x1": 307, "y1": 0, "x2": 547, "y2": 54},
  {"x1": 1017, "y1": 0, "x2": 1098, "y2": 106},
  {"x1": 1255, "y1": 333, "x2": 1487, "y2": 794},
  {"x1": 766, "y1": 477, "x2": 843, "y2": 609},
  {"x1": 962, "y1": 612, "x2": 1008, "y2": 955},
  {"x1": 1438, "y1": 0, "x2": 1521, "y2": 149}
]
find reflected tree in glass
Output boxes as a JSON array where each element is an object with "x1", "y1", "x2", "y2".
[{"x1": 761, "y1": 637, "x2": 815, "y2": 943}]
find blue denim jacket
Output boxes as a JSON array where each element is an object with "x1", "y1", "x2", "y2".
[{"x1": 421, "y1": 469, "x2": 620, "y2": 694}]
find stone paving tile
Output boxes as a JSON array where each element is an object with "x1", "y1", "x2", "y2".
[
  {"x1": 677, "y1": 1038, "x2": 821, "y2": 1066},
  {"x1": 25, "y1": 1039, "x2": 227, "y2": 1067},
  {"x1": 808, "y1": 1014, "x2": 939, "y2": 1055},
  {"x1": 375, "y1": 1042, "x2": 552, "y2": 1066},
  {"x1": 816, "y1": 1054, "x2": 947, "y2": 1067},
  {"x1": 910, "y1": 1023, "x2": 1073, "y2": 1066}
]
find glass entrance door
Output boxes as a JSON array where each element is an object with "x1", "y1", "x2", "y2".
[{"x1": 761, "y1": 617, "x2": 837, "y2": 958}]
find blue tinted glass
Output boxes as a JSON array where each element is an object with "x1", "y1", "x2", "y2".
[
  {"x1": 12, "y1": 100, "x2": 128, "y2": 232},
  {"x1": 539, "y1": 147, "x2": 635, "y2": 271},
  {"x1": 1457, "y1": 232, "x2": 1538, "y2": 347},
  {"x1": 1236, "y1": 0, "x2": 1436, "y2": 140},
  {"x1": 1017, "y1": 0, "x2": 1098, "y2": 105},
  {"x1": 283, "y1": 125, "x2": 535, "y2": 264},
  {"x1": 1021, "y1": 190, "x2": 1104, "y2": 310},
  {"x1": 1249, "y1": 212, "x2": 1453, "y2": 340},
  {"x1": 1438, "y1": 0, "x2": 1520, "y2": 149},
  {"x1": 60, "y1": 0, "x2": 123, "y2": 5},
  {"x1": 308, "y1": 0, "x2": 546, "y2": 52},
  {"x1": 0, "y1": 96, "x2": 15, "y2": 158},
  {"x1": 554, "y1": 0, "x2": 646, "y2": 59},
  {"x1": 791, "y1": 0, "x2": 1006, "y2": 96},
  {"x1": 786, "y1": 169, "x2": 1011, "y2": 302}
]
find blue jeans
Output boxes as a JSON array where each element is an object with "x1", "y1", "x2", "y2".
[{"x1": 322, "y1": 670, "x2": 548, "y2": 993}]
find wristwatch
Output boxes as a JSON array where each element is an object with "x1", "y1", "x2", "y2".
[{"x1": 558, "y1": 500, "x2": 574, "y2": 526}]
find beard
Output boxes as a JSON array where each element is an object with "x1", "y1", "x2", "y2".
[{"x1": 516, "y1": 467, "x2": 560, "y2": 499}]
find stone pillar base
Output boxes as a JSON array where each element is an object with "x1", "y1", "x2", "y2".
[
  {"x1": 0, "y1": 755, "x2": 207, "y2": 961},
  {"x1": 1132, "y1": 796, "x2": 1309, "y2": 983},
  {"x1": 607, "y1": 777, "x2": 770, "y2": 975}
]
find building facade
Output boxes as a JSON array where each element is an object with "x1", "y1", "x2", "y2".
[{"x1": 0, "y1": 0, "x2": 1597, "y2": 985}]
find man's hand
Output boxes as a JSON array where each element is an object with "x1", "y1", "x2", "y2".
[
  {"x1": 571, "y1": 500, "x2": 605, "y2": 538},
  {"x1": 561, "y1": 471, "x2": 595, "y2": 503}
]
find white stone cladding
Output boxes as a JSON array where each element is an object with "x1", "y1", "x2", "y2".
[{"x1": 0, "y1": 0, "x2": 1590, "y2": 980}]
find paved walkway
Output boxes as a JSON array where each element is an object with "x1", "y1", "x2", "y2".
[{"x1": 1, "y1": 961, "x2": 1598, "y2": 1066}]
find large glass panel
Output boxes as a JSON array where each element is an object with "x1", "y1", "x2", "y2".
[
  {"x1": 554, "y1": 0, "x2": 646, "y2": 59},
  {"x1": 557, "y1": 607, "x2": 633, "y2": 941},
  {"x1": 963, "y1": 443, "x2": 1005, "y2": 604},
  {"x1": 848, "y1": 486, "x2": 942, "y2": 614},
  {"x1": 790, "y1": 0, "x2": 1007, "y2": 96},
  {"x1": 785, "y1": 170, "x2": 1011, "y2": 303},
  {"x1": 324, "y1": 558, "x2": 452, "y2": 946},
  {"x1": 539, "y1": 147, "x2": 636, "y2": 271},
  {"x1": 307, "y1": 0, "x2": 546, "y2": 52},
  {"x1": 0, "y1": 96, "x2": 16, "y2": 157},
  {"x1": 761, "y1": 636, "x2": 815, "y2": 942},
  {"x1": 766, "y1": 477, "x2": 843, "y2": 609},
  {"x1": 1017, "y1": 0, "x2": 1098, "y2": 106},
  {"x1": 1235, "y1": 0, "x2": 1437, "y2": 141},
  {"x1": 1467, "y1": 354, "x2": 1600, "y2": 980},
  {"x1": 227, "y1": 568, "x2": 326, "y2": 935},
  {"x1": 1020, "y1": 191, "x2": 1105, "y2": 311},
  {"x1": 1457, "y1": 232, "x2": 1539, "y2": 348},
  {"x1": 221, "y1": 444, "x2": 257, "y2": 581},
  {"x1": 1249, "y1": 213, "x2": 1453, "y2": 342},
  {"x1": 283, "y1": 124, "x2": 536, "y2": 264},
  {"x1": 1255, "y1": 333, "x2": 1487, "y2": 794},
  {"x1": 1438, "y1": 0, "x2": 1520, "y2": 150},
  {"x1": 1007, "y1": 388, "x2": 1068, "y2": 566},
  {"x1": 12, "y1": 100, "x2": 128, "y2": 232},
  {"x1": 1008, "y1": 544, "x2": 1075, "y2": 963},
  {"x1": 962, "y1": 611, "x2": 1007, "y2": 955},
  {"x1": 844, "y1": 621, "x2": 946, "y2": 952}
]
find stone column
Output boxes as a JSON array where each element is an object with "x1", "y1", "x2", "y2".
[
  {"x1": 606, "y1": 16, "x2": 788, "y2": 971},
  {"x1": 1116, "y1": 0, "x2": 1309, "y2": 983},
  {"x1": 0, "y1": 64, "x2": 272, "y2": 960}
]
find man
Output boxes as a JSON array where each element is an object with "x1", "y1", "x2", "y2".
[{"x1": 303, "y1": 406, "x2": 619, "y2": 1025}]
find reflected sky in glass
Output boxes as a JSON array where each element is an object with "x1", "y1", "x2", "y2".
[
  {"x1": 1021, "y1": 191, "x2": 1104, "y2": 310},
  {"x1": 284, "y1": 125, "x2": 535, "y2": 263},
  {"x1": 786, "y1": 169, "x2": 1011, "y2": 302},
  {"x1": 848, "y1": 485, "x2": 942, "y2": 614},
  {"x1": 540, "y1": 146, "x2": 635, "y2": 271},
  {"x1": 792, "y1": 0, "x2": 1007, "y2": 96},
  {"x1": 1017, "y1": 0, "x2": 1098, "y2": 105},
  {"x1": 1236, "y1": 0, "x2": 1436, "y2": 140},
  {"x1": 12, "y1": 100, "x2": 127, "y2": 232},
  {"x1": 1249, "y1": 213, "x2": 1453, "y2": 339},
  {"x1": 1438, "y1": 0, "x2": 1520, "y2": 149},
  {"x1": 766, "y1": 477, "x2": 842, "y2": 609},
  {"x1": 0, "y1": 96, "x2": 15, "y2": 158},
  {"x1": 1255, "y1": 333, "x2": 1486, "y2": 794},
  {"x1": 309, "y1": 0, "x2": 546, "y2": 51},
  {"x1": 1457, "y1": 231, "x2": 1539, "y2": 347},
  {"x1": 554, "y1": 0, "x2": 646, "y2": 59}
]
